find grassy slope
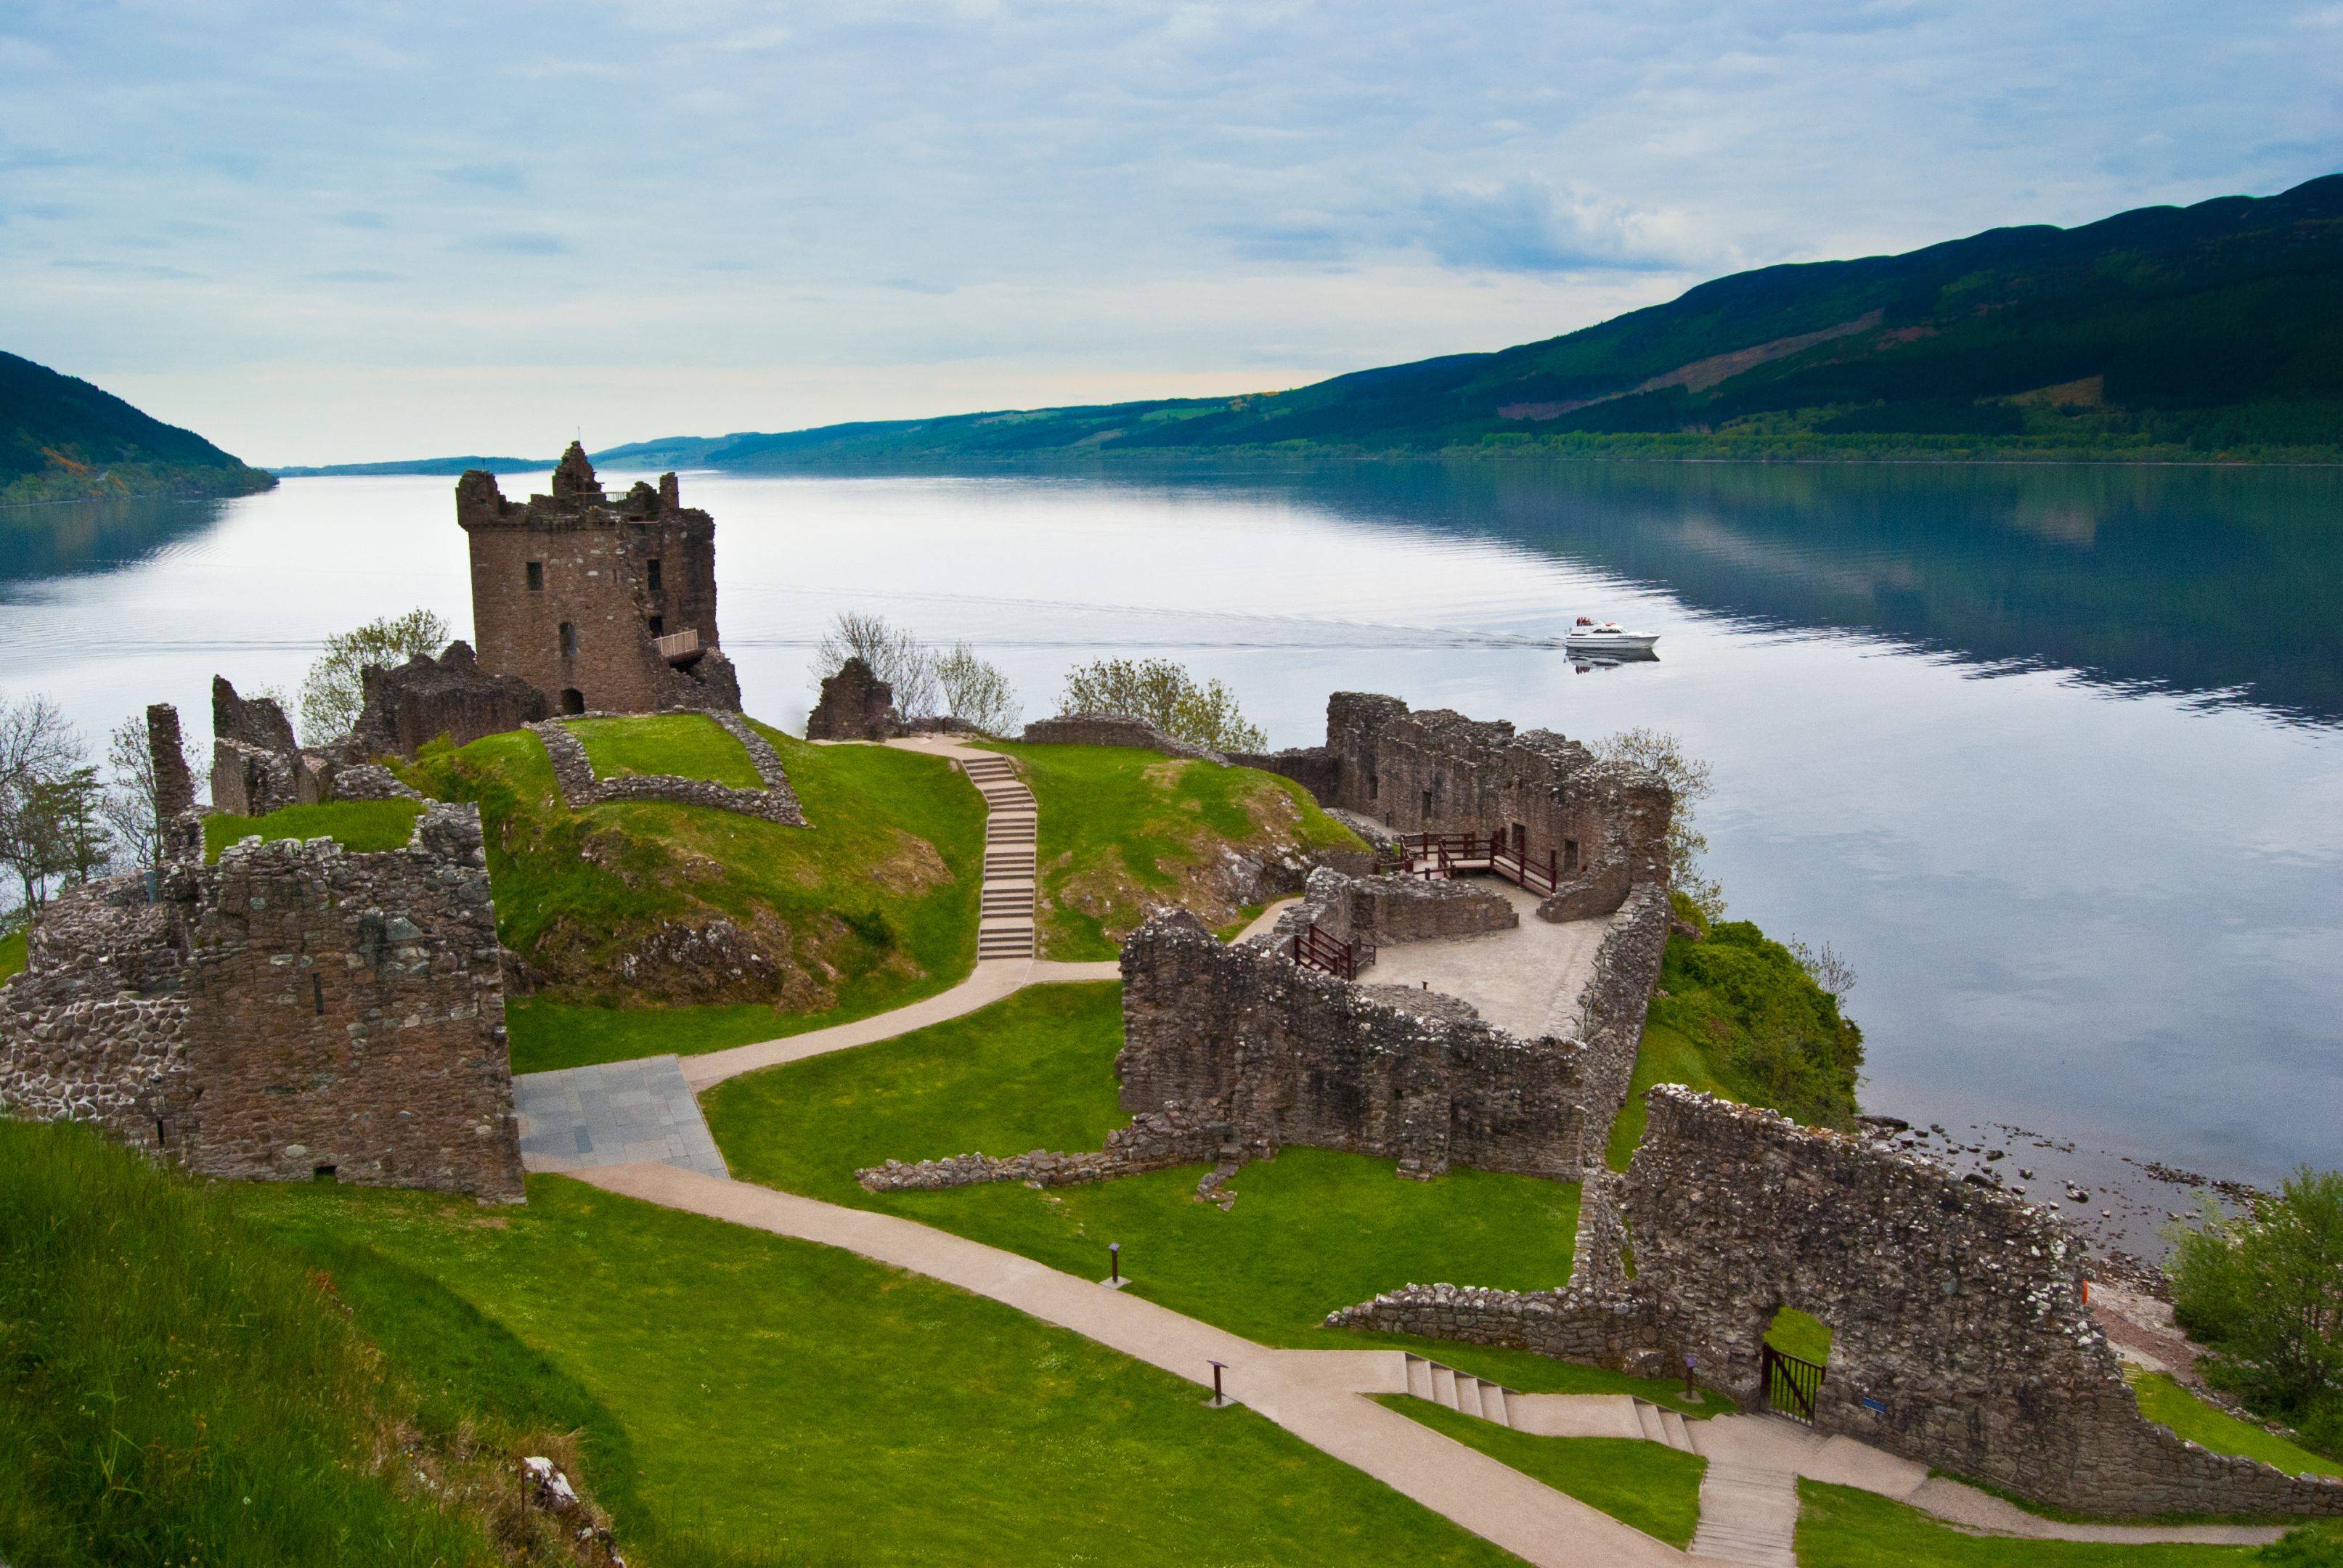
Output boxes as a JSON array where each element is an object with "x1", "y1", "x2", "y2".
[
  {"x1": 1607, "y1": 907, "x2": 1864, "y2": 1169},
  {"x1": 1794, "y1": 1482, "x2": 2263, "y2": 1567},
  {"x1": 202, "y1": 798, "x2": 425, "y2": 862},
  {"x1": 243, "y1": 1175, "x2": 1525, "y2": 1568},
  {"x1": 1380, "y1": 1399, "x2": 1706, "y2": 1548},
  {"x1": 0, "y1": 1121, "x2": 507, "y2": 1568},
  {"x1": 704, "y1": 981, "x2": 1711, "y2": 1407},
  {"x1": 566, "y1": 714, "x2": 762, "y2": 790},
  {"x1": 981, "y1": 741, "x2": 1365, "y2": 960},
  {"x1": 404, "y1": 722, "x2": 982, "y2": 1074},
  {"x1": 2130, "y1": 1373, "x2": 2343, "y2": 1480},
  {"x1": 0, "y1": 926, "x2": 25, "y2": 984}
]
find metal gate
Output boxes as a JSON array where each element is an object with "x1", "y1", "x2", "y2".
[{"x1": 1761, "y1": 1342, "x2": 1825, "y2": 1424}]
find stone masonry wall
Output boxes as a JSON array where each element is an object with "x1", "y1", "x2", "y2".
[
  {"x1": 350, "y1": 641, "x2": 551, "y2": 757},
  {"x1": 1120, "y1": 907, "x2": 1600, "y2": 1180},
  {"x1": 1332, "y1": 1087, "x2": 2343, "y2": 1519},
  {"x1": 530, "y1": 713, "x2": 806, "y2": 827},
  {"x1": 0, "y1": 804, "x2": 525, "y2": 1203},
  {"x1": 804, "y1": 657, "x2": 899, "y2": 740},
  {"x1": 211, "y1": 677, "x2": 313, "y2": 816},
  {"x1": 855, "y1": 1103, "x2": 1232, "y2": 1193},
  {"x1": 1239, "y1": 693, "x2": 1671, "y2": 923}
]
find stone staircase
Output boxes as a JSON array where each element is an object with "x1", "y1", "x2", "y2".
[
  {"x1": 961, "y1": 753, "x2": 1038, "y2": 961},
  {"x1": 1398, "y1": 1353, "x2": 1695, "y2": 1450}
]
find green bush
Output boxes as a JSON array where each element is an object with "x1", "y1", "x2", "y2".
[
  {"x1": 2172, "y1": 1169, "x2": 2343, "y2": 1459},
  {"x1": 1657, "y1": 919, "x2": 1864, "y2": 1129}
]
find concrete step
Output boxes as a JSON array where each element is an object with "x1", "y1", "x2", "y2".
[
  {"x1": 1430, "y1": 1364, "x2": 1458, "y2": 1408},
  {"x1": 1660, "y1": 1408, "x2": 1693, "y2": 1451},
  {"x1": 1634, "y1": 1399, "x2": 1665, "y2": 1444},
  {"x1": 1406, "y1": 1355, "x2": 1433, "y2": 1400}
]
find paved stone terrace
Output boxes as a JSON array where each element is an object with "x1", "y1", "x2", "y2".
[
  {"x1": 1365, "y1": 880, "x2": 1615, "y2": 1038},
  {"x1": 515, "y1": 1055, "x2": 728, "y2": 1178}
]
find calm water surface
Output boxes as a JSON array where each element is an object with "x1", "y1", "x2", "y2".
[{"x1": 4, "y1": 462, "x2": 2339, "y2": 1218}]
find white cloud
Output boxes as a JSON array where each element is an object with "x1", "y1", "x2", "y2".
[{"x1": 0, "y1": 0, "x2": 2335, "y2": 460}]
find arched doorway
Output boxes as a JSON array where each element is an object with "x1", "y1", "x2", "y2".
[{"x1": 560, "y1": 687, "x2": 584, "y2": 715}]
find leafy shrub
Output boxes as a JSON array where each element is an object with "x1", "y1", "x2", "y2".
[
  {"x1": 1656, "y1": 920, "x2": 1864, "y2": 1128},
  {"x1": 2172, "y1": 1168, "x2": 2343, "y2": 1458},
  {"x1": 1056, "y1": 658, "x2": 1266, "y2": 751}
]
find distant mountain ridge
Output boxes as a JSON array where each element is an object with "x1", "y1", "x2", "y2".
[
  {"x1": 572, "y1": 174, "x2": 2343, "y2": 468},
  {"x1": 1, "y1": 352, "x2": 274, "y2": 505}
]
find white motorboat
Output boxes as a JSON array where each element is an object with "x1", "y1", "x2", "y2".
[{"x1": 1562, "y1": 616, "x2": 1659, "y2": 653}]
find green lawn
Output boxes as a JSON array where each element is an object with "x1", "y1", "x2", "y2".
[
  {"x1": 566, "y1": 713, "x2": 762, "y2": 789},
  {"x1": 704, "y1": 981, "x2": 1614, "y2": 1388},
  {"x1": 242, "y1": 1174, "x2": 1527, "y2": 1568},
  {"x1": 1794, "y1": 1481, "x2": 2265, "y2": 1567},
  {"x1": 402, "y1": 720, "x2": 983, "y2": 1069},
  {"x1": 202, "y1": 798, "x2": 425, "y2": 862},
  {"x1": 0, "y1": 1121, "x2": 509, "y2": 1568},
  {"x1": 2130, "y1": 1371, "x2": 2343, "y2": 1479},
  {"x1": 1767, "y1": 1307, "x2": 1835, "y2": 1367},
  {"x1": 0, "y1": 926, "x2": 25, "y2": 984},
  {"x1": 1380, "y1": 1398, "x2": 1707, "y2": 1548},
  {"x1": 979, "y1": 741, "x2": 1364, "y2": 959}
]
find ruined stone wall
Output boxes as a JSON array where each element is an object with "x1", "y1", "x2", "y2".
[
  {"x1": 855, "y1": 1103, "x2": 1231, "y2": 1193},
  {"x1": 1120, "y1": 909, "x2": 1600, "y2": 1179},
  {"x1": 1319, "y1": 869, "x2": 1519, "y2": 948},
  {"x1": 1566, "y1": 881, "x2": 1671, "y2": 1130},
  {"x1": 351, "y1": 641, "x2": 550, "y2": 756},
  {"x1": 0, "y1": 804, "x2": 524, "y2": 1203},
  {"x1": 1625, "y1": 1090, "x2": 2343, "y2": 1517},
  {"x1": 1241, "y1": 693, "x2": 1671, "y2": 922},
  {"x1": 1021, "y1": 714, "x2": 1228, "y2": 763},
  {"x1": 530, "y1": 714, "x2": 805, "y2": 826},
  {"x1": 148, "y1": 703, "x2": 195, "y2": 821},
  {"x1": 804, "y1": 657, "x2": 897, "y2": 740},
  {"x1": 1335, "y1": 1087, "x2": 2343, "y2": 1519},
  {"x1": 458, "y1": 445, "x2": 733, "y2": 716},
  {"x1": 0, "y1": 876, "x2": 192, "y2": 1149},
  {"x1": 210, "y1": 677, "x2": 314, "y2": 816}
]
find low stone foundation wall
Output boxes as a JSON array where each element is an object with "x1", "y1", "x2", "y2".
[
  {"x1": 1327, "y1": 1281, "x2": 1659, "y2": 1371},
  {"x1": 1019, "y1": 713, "x2": 1230, "y2": 763},
  {"x1": 531, "y1": 713, "x2": 805, "y2": 826},
  {"x1": 332, "y1": 763, "x2": 423, "y2": 801},
  {"x1": 856, "y1": 1103, "x2": 1233, "y2": 1193}
]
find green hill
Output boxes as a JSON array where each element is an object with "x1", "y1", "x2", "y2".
[
  {"x1": 1, "y1": 351, "x2": 277, "y2": 505},
  {"x1": 666, "y1": 175, "x2": 2343, "y2": 466}
]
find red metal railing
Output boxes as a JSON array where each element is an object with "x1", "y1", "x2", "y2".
[{"x1": 1292, "y1": 923, "x2": 1356, "y2": 981}]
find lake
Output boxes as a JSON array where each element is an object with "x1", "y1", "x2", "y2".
[{"x1": 5, "y1": 461, "x2": 2339, "y2": 1246}]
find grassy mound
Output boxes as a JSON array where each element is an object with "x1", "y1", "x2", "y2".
[
  {"x1": 566, "y1": 714, "x2": 762, "y2": 790},
  {"x1": 979, "y1": 741, "x2": 1365, "y2": 959},
  {"x1": 203, "y1": 798, "x2": 425, "y2": 862},
  {"x1": 704, "y1": 982, "x2": 1720, "y2": 1403},
  {"x1": 0, "y1": 1119, "x2": 606, "y2": 1568},
  {"x1": 241, "y1": 1175, "x2": 1523, "y2": 1567},
  {"x1": 402, "y1": 721, "x2": 982, "y2": 1071},
  {"x1": 0, "y1": 926, "x2": 25, "y2": 984},
  {"x1": 1380, "y1": 1400, "x2": 1706, "y2": 1548},
  {"x1": 1607, "y1": 900, "x2": 1865, "y2": 1167},
  {"x1": 2129, "y1": 1372, "x2": 2343, "y2": 1480}
]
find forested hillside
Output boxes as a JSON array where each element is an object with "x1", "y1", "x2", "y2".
[
  {"x1": 1, "y1": 351, "x2": 274, "y2": 504},
  {"x1": 625, "y1": 175, "x2": 2343, "y2": 467}
]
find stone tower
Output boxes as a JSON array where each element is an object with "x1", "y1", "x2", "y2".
[{"x1": 455, "y1": 444, "x2": 741, "y2": 715}]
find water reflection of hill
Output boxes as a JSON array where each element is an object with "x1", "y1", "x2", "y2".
[
  {"x1": 0, "y1": 497, "x2": 229, "y2": 589},
  {"x1": 1242, "y1": 463, "x2": 2343, "y2": 729}
]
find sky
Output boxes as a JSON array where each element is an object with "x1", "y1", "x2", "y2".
[{"x1": 4, "y1": 1, "x2": 2338, "y2": 465}]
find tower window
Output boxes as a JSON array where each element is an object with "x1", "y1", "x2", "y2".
[
  {"x1": 648, "y1": 615, "x2": 664, "y2": 637},
  {"x1": 646, "y1": 558, "x2": 662, "y2": 592},
  {"x1": 558, "y1": 621, "x2": 577, "y2": 658},
  {"x1": 526, "y1": 560, "x2": 543, "y2": 591}
]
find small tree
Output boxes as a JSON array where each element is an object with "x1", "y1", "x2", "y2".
[
  {"x1": 0, "y1": 695, "x2": 89, "y2": 917},
  {"x1": 813, "y1": 612, "x2": 939, "y2": 719},
  {"x1": 934, "y1": 643, "x2": 1020, "y2": 735},
  {"x1": 1785, "y1": 936, "x2": 1857, "y2": 1000},
  {"x1": 298, "y1": 608, "x2": 452, "y2": 743},
  {"x1": 1594, "y1": 727, "x2": 1721, "y2": 920},
  {"x1": 1057, "y1": 658, "x2": 1267, "y2": 752},
  {"x1": 2172, "y1": 1169, "x2": 2343, "y2": 1429}
]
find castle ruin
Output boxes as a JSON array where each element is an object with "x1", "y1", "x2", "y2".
[{"x1": 457, "y1": 444, "x2": 741, "y2": 717}]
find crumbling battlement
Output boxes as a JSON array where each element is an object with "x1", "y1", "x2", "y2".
[
  {"x1": 350, "y1": 640, "x2": 551, "y2": 757},
  {"x1": 458, "y1": 444, "x2": 741, "y2": 717},
  {"x1": 209, "y1": 677, "x2": 315, "y2": 816},
  {"x1": 0, "y1": 802, "x2": 524, "y2": 1202},
  {"x1": 1120, "y1": 907, "x2": 1600, "y2": 1180},
  {"x1": 1238, "y1": 692, "x2": 1671, "y2": 922},
  {"x1": 1331, "y1": 1088, "x2": 2343, "y2": 1520}
]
